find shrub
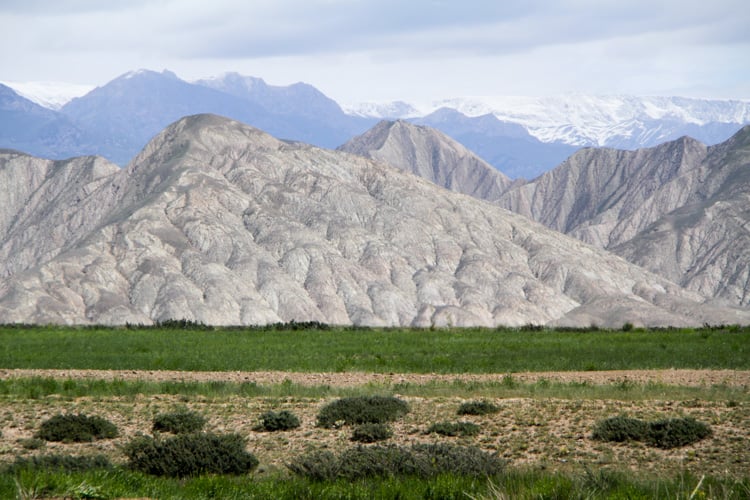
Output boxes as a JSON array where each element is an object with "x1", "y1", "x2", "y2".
[
  {"x1": 36, "y1": 414, "x2": 118, "y2": 442},
  {"x1": 288, "y1": 443, "x2": 504, "y2": 480},
  {"x1": 591, "y1": 416, "x2": 649, "y2": 442},
  {"x1": 4, "y1": 454, "x2": 112, "y2": 474},
  {"x1": 412, "y1": 443, "x2": 504, "y2": 477},
  {"x1": 152, "y1": 409, "x2": 206, "y2": 434},
  {"x1": 426, "y1": 421, "x2": 480, "y2": 437},
  {"x1": 256, "y1": 410, "x2": 301, "y2": 432},
  {"x1": 286, "y1": 450, "x2": 339, "y2": 481},
  {"x1": 646, "y1": 417, "x2": 712, "y2": 449},
  {"x1": 351, "y1": 423, "x2": 393, "y2": 443},
  {"x1": 457, "y1": 400, "x2": 499, "y2": 416},
  {"x1": 316, "y1": 396, "x2": 409, "y2": 428},
  {"x1": 124, "y1": 432, "x2": 258, "y2": 477},
  {"x1": 17, "y1": 437, "x2": 46, "y2": 450},
  {"x1": 592, "y1": 415, "x2": 711, "y2": 448}
]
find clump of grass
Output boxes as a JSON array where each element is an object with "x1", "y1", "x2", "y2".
[
  {"x1": 35, "y1": 414, "x2": 118, "y2": 443},
  {"x1": 426, "y1": 421, "x2": 481, "y2": 437},
  {"x1": 255, "y1": 410, "x2": 301, "y2": 432},
  {"x1": 4, "y1": 454, "x2": 113, "y2": 474},
  {"x1": 288, "y1": 443, "x2": 504, "y2": 480},
  {"x1": 316, "y1": 396, "x2": 409, "y2": 428},
  {"x1": 351, "y1": 423, "x2": 393, "y2": 443},
  {"x1": 592, "y1": 415, "x2": 711, "y2": 448},
  {"x1": 152, "y1": 409, "x2": 206, "y2": 434},
  {"x1": 457, "y1": 400, "x2": 499, "y2": 416},
  {"x1": 124, "y1": 432, "x2": 258, "y2": 477}
]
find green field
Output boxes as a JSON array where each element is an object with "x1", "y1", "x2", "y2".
[
  {"x1": 1, "y1": 324, "x2": 749, "y2": 499},
  {"x1": 1, "y1": 324, "x2": 748, "y2": 372}
]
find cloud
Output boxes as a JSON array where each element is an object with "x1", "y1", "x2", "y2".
[{"x1": 0, "y1": 0, "x2": 748, "y2": 100}]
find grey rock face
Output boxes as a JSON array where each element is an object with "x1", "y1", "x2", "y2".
[
  {"x1": 498, "y1": 126, "x2": 750, "y2": 307},
  {"x1": 1, "y1": 114, "x2": 747, "y2": 327},
  {"x1": 339, "y1": 120, "x2": 512, "y2": 202}
]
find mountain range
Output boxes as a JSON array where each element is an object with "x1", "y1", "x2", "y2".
[
  {"x1": 2, "y1": 70, "x2": 749, "y2": 178},
  {"x1": 342, "y1": 118, "x2": 750, "y2": 310},
  {"x1": 2, "y1": 114, "x2": 747, "y2": 327}
]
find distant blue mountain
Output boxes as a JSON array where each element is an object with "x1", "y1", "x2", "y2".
[
  {"x1": 0, "y1": 84, "x2": 88, "y2": 159},
  {"x1": 412, "y1": 108, "x2": 578, "y2": 179},
  {"x1": 0, "y1": 70, "x2": 376, "y2": 166},
  {"x1": 195, "y1": 72, "x2": 376, "y2": 148}
]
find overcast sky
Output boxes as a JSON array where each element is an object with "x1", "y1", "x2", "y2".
[{"x1": 1, "y1": 0, "x2": 748, "y2": 105}]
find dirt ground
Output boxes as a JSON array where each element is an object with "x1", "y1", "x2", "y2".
[
  {"x1": 1, "y1": 369, "x2": 748, "y2": 480},
  {"x1": 1, "y1": 368, "x2": 749, "y2": 387}
]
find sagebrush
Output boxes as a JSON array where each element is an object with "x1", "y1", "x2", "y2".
[
  {"x1": 35, "y1": 414, "x2": 118, "y2": 442},
  {"x1": 288, "y1": 443, "x2": 504, "y2": 480},
  {"x1": 457, "y1": 400, "x2": 499, "y2": 416},
  {"x1": 351, "y1": 423, "x2": 393, "y2": 443},
  {"x1": 152, "y1": 409, "x2": 206, "y2": 434},
  {"x1": 124, "y1": 433, "x2": 259, "y2": 477},
  {"x1": 316, "y1": 395, "x2": 409, "y2": 428},
  {"x1": 256, "y1": 410, "x2": 301, "y2": 432},
  {"x1": 592, "y1": 415, "x2": 711, "y2": 448},
  {"x1": 426, "y1": 421, "x2": 481, "y2": 437}
]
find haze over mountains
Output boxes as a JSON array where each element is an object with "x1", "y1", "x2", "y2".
[
  {"x1": 2, "y1": 69, "x2": 749, "y2": 179},
  {"x1": 2, "y1": 114, "x2": 748, "y2": 327}
]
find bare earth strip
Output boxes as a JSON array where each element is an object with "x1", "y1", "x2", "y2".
[{"x1": 1, "y1": 368, "x2": 749, "y2": 387}]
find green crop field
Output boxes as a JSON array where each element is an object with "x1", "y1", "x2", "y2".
[
  {"x1": 1, "y1": 323, "x2": 748, "y2": 372},
  {"x1": 1, "y1": 323, "x2": 749, "y2": 499}
]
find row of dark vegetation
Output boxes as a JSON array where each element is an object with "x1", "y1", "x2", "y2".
[
  {"x1": 592, "y1": 415, "x2": 712, "y2": 448},
  {"x1": 287, "y1": 443, "x2": 505, "y2": 481},
  {"x1": 3, "y1": 320, "x2": 745, "y2": 332}
]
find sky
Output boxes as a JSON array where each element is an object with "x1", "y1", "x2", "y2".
[{"x1": 1, "y1": 0, "x2": 748, "y2": 105}]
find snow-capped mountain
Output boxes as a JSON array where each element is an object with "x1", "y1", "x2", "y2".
[
  {"x1": 349, "y1": 95, "x2": 750, "y2": 150},
  {"x1": 0, "y1": 80, "x2": 94, "y2": 110},
  {"x1": 343, "y1": 100, "x2": 423, "y2": 119}
]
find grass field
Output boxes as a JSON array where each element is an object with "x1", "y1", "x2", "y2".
[
  {"x1": 1, "y1": 324, "x2": 749, "y2": 498},
  {"x1": 1, "y1": 323, "x2": 748, "y2": 372}
]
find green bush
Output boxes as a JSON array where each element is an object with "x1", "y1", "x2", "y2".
[
  {"x1": 4, "y1": 454, "x2": 112, "y2": 474},
  {"x1": 591, "y1": 415, "x2": 649, "y2": 442},
  {"x1": 316, "y1": 396, "x2": 409, "y2": 428},
  {"x1": 426, "y1": 421, "x2": 480, "y2": 437},
  {"x1": 592, "y1": 416, "x2": 711, "y2": 448},
  {"x1": 17, "y1": 437, "x2": 46, "y2": 450},
  {"x1": 152, "y1": 409, "x2": 206, "y2": 434},
  {"x1": 124, "y1": 432, "x2": 258, "y2": 477},
  {"x1": 457, "y1": 400, "x2": 499, "y2": 416},
  {"x1": 288, "y1": 443, "x2": 504, "y2": 480},
  {"x1": 256, "y1": 410, "x2": 301, "y2": 432},
  {"x1": 35, "y1": 414, "x2": 118, "y2": 442},
  {"x1": 351, "y1": 423, "x2": 393, "y2": 443},
  {"x1": 286, "y1": 450, "x2": 340, "y2": 481},
  {"x1": 646, "y1": 417, "x2": 712, "y2": 449}
]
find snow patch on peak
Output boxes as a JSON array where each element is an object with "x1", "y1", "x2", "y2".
[
  {"x1": 0, "y1": 80, "x2": 94, "y2": 110},
  {"x1": 430, "y1": 95, "x2": 750, "y2": 146},
  {"x1": 343, "y1": 100, "x2": 424, "y2": 119}
]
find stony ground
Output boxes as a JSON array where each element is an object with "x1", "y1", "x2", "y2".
[{"x1": 1, "y1": 369, "x2": 748, "y2": 480}]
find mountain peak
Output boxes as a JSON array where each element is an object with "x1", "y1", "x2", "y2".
[{"x1": 340, "y1": 119, "x2": 511, "y2": 200}]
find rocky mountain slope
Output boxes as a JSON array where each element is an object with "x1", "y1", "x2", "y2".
[
  {"x1": 2, "y1": 114, "x2": 746, "y2": 327},
  {"x1": 412, "y1": 108, "x2": 578, "y2": 179},
  {"x1": 497, "y1": 126, "x2": 750, "y2": 307},
  {"x1": 338, "y1": 120, "x2": 512, "y2": 202}
]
